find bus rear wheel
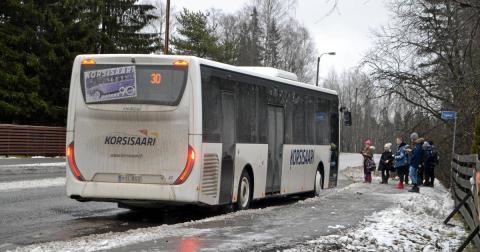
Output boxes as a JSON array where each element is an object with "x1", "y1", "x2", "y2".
[
  {"x1": 314, "y1": 170, "x2": 324, "y2": 197},
  {"x1": 236, "y1": 170, "x2": 252, "y2": 210}
]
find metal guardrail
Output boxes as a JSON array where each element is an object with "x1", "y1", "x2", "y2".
[
  {"x1": 0, "y1": 124, "x2": 66, "y2": 156},
  {"x1": 445, "y1": 154, "x2": 480, "y2": 251}
]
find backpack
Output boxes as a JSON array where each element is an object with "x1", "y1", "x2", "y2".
[
  {"x1": 424, "y1": 149, "x2": 433, "y2": 162},
  {"x1": 366, "y1": 158, "x2": 376, "y2": 172},
  {"x1": 431, "y1": 148, "x2": 439, "y2": 165}
]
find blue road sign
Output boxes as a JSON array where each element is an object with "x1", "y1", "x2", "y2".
[{"x1": 441, "y1": 111, "x2": 457, "y2": 120}]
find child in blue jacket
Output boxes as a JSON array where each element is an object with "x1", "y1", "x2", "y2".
[
  {"x1": 408, "y1": 132, "x2": 424, "y2": 193},
  {"x1": 394, "y1": 137, "x2": 409, "y2": 189}
]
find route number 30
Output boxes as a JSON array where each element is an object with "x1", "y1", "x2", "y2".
[{"x1": 150, "y1": 72, "x2": 162, "y2": 85}]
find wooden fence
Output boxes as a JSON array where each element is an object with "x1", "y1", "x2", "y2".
[
  {"x1": 0, "y1": 124, "x2": 66, "y2": 156},
  {"x1": 445, "y1": 154, "x2": 480, "y2": 251}
]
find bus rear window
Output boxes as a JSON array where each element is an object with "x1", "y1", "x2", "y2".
[{"x1": 80, "y1": 64, "x2": 188, "y2": 106}]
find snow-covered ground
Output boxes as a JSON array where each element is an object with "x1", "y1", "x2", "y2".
[
  {"x1": 0, "y1": 177, "x2": 65, "y2": 192},
  {"x1": 288, "y1": 168, "x2": 468, "y2": 252},
  {"x1": 3, "y1": 154, "x2": 468, "y2": 251}
]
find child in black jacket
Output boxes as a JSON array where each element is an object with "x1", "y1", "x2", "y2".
[{"x1": 379, "y1": 143, "x2": 394, "y2": 184}]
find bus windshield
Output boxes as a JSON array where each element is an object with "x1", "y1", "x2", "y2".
[{"x1": 80, "y1": 64, "x2": 188, "y2": 106}]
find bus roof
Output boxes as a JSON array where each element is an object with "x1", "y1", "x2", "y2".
[
  {"x1": 75, "y1": 54, "x2": 338, "y2": 96},
  {"x1": 194, "y1": 57, "x2": 338, "y2": 96}
]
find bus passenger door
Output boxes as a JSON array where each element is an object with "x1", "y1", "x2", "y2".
[
  {"x1": 219, "y1": 92, "x2": 235, "y2": 204},
  {"x1": 266, "y1": 106, "x2": 284, "y2": 194}
]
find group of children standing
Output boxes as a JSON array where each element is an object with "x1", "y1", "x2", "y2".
[{"x1": 361, "y1": 132, "x2": 439, "y2": 193}]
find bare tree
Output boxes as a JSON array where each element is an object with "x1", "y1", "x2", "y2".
[
  {"x1": 363, "y1": 0, "x2": 480, "y2": 151},
  {"x1": 278, "y1": 18, "x2": 316, "y2": 82}
]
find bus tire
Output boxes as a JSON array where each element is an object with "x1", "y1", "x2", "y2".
[
  {"x1": 314, "y1": 169, "x2": 324, "y2": 197},
  {"x1": 236, "y1": 170, "x2": 252, "y2": 210}
]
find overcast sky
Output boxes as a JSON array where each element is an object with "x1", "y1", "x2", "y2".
[{"x1": 170, "y1": 0, "x2": 391, "y2": 78}]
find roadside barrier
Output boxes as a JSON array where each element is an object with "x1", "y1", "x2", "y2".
[
  {"x1": 0, "y1": 124, "x2": 66, "y2": 156},
  {"x1": 444, "y1": 154, "x2": 480, "y2": 251}
]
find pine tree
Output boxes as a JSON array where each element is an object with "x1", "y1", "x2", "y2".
[
  {"x1": 38, "y1": 0, "x2": 100, "y2": 123},
  {"x1": 264, "y1": 18, "x2": 281, "y2": 67},
  {"x1": 0, "y1": 0, "x2": 158, "y2": 125},
  {"x1": 249, "y1": 8, "x2": 264, "y2": 66},
  {"x1": 172, "y1": 8, "x2": 220, "y2": 59},
  {"x1": 235, "y1": 8, "x2": 264, "y2": 66},
  {"x1": 95, "y1": 0, "x2": 159, "y2": 53},
  {"x1": 237, "y1": 22, "x2": 251, "y2": 65},
  {"x1": 0, "y1": 1, "x2": 51, "y2": 124}
]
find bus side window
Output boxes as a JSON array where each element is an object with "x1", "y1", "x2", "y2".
[
  {"x1": 305, "y1": 96, "x2": 315, "y2": 145},
  {"x1": 257, "y1": 85, "x2": 268, "y2": 144},
  {"x1": 236, "y1": 81, "x2": 258, "y2": 143},
  {"x1": 201, "y1": 71, "x2": 222, "y2": 143},
  {"x1": 315, "y1": 98, "x2": 330, "y2": 145},
  {"x1": 292, "y1": 94, "x2": 306, "y2": 144}
]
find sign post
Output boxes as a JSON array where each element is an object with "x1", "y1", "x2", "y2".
[
  {"x1": 442, "y1": 111, "x2": 457, "y2": 191},
  {"x1": 441, "y1": 111, "x2": 457, "y2": 156}
]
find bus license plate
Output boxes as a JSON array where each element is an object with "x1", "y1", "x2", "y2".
[{"x1": 118, "y1": 174, "x2": 142, "y2": 183}]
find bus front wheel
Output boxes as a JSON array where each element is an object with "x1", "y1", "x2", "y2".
[{"x1": 236, "y1": 170, "x2": 252, "y2": 210}]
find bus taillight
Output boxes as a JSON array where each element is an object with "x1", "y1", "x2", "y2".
[
  {"x1": 67, "y1": 142, "x2": 85, "y2": 181},
  {"x1": 174, "y1": 145, "x2": 196, "y2": 185}
]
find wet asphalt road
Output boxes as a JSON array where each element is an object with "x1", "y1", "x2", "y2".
[{"x1": 0, "y1": 154, "x2": 388, "y2": 251}]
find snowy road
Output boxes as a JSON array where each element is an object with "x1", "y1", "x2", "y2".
[{"x1": 0, "y1": 154, "x2": 465, "y2": 251}]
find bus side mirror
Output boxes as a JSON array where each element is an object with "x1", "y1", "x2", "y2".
[{"x1": 344, "y1": 111, "x2": 352, "y2": 126}]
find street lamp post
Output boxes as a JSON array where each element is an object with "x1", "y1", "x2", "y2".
[{"x1": 315, "y1": 52, "x2": 336, "y2": 86}]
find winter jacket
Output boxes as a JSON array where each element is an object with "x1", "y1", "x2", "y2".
[
  {"x1": 394, "y1": 142, "x2": 408, "y2": 168},
  {"x1": 362, "y1": 146, "x2": 375, "y2": 159},
  {"x1": 379, "y1": 151, "x2": 394, "y2": 171},
  {"x1": 424, "y1": 145, "x2": 439, "y2": 167},
  {"x1": 410, "y1": 138, "x2": 424, "y2": 168}
]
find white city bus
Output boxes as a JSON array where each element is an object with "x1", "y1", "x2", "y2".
[{"x1": 66, "y1": 55, "x2": 340, "y2": 210}]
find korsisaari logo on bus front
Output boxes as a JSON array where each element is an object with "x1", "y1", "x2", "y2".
[{"x1": 104, "y1": 129, "x2": 158, "y2": 146}]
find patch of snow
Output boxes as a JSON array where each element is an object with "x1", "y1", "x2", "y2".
[
  {"x1": 289, "y1": 181, "x2": 467, "y2": 251},
  {"x1": 0, "y1": 162, "x2": 66, "y2": 168},
  {"x1": 328, "y1": 225, "x2": 345, "y2": 229},
  {"x1": 0, "y1": 177, "x2": 65, "y2": 192},
  {"x1": 31, "y1": 156, "x2": 47, "y2": 159}
]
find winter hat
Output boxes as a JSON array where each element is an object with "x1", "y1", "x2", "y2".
[
  {"x1": 330, "y1": 143, "x2": 337, "y2": 150},
  {"x1": 384, "y1": 143, "x2": 392, "y2": 151},
  {"x1": 364, "y1": 139, "x2": 372, "y2": 146},
  {"x1": 422, "y1": 141, "x2": 431, "y2": 149},
  {"x1": 410, "y1": 132, "x2": 419, "y2": 141}
]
